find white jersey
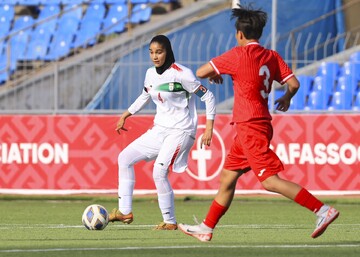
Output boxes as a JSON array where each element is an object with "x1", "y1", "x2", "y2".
[{"x1": 128, "y1": 63, "x2": 216, "y2": 136}]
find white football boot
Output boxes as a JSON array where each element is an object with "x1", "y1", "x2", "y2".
[
  {"x1": 178, "y1": 223, "x2": 213, "y2": 242},
  {"x1": 311, "y1": 205, "x2": 339, "y2": 238}
]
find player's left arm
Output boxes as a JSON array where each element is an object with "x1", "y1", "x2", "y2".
[
  {"x1": 196, "y1": 63, "x2": 223, "y2": 84},
  {"x1": 183, "y1": 68, "x2": 216, "y2": 148},
  {"x1": 275, "y1": 76, "x2": 300, "y2": 112},
  {"x1": 194, "y1": 84, "x2": 216, "y2": 148}
]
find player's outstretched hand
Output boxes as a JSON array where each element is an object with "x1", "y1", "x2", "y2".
[
  {"x1": 274, "y1": 96, "x2": 291, "y2": 112},
  {"x1": 209, "y1": 74, "x2": 223, "y2": 84},
  {"x1": 115, "y1": 118, "x2": 128, "y2": 134},
  {"x1": 200, "y1": 129, "x2": 213, "y2": 148}
]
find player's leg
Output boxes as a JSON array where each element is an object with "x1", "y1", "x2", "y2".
[
  {"x1": 206, "y1": 168, "x2": 243, "y2": 224},
  {"x1": 178, "y1": 167, "x2": 244, "y2": 241},
  {"x1": 152, "y1": 162, "x2": 177, "y2": 230},
  {"x1": 243, "y1": 120, "x2": 339, "y2": 238},
  {"x1": 110, "y1": 128, "x2": 162, "y2": 224},
  {"x1": 179, "y1": 131, "x2": 250, "y2": 241},
  {"x1": 261, "y1": 174, "x2": 339, "y2": 238},
  {"x1": 109, "y1": 146, "x2": 147, "y2": 224},
  {"x1": 152, "y1": 130, "x2": 194, "y2": 230}
]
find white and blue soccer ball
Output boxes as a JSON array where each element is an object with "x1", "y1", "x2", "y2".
[{"x1": 82, "y1": 204, "x2": 109, "y2": 230}]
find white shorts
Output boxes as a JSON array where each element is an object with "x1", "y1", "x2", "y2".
[{"x1": 125, "y1": 125, "x2": 195, "y2": 173}]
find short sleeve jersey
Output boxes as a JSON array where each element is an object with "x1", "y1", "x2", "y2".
[{"x1": 210, "y1": 42, "x2": 294, "y2": 123}]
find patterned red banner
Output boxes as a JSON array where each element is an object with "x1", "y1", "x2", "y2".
[{"x1": 0, "y1": 114, "x2": 359, "y2": 194}]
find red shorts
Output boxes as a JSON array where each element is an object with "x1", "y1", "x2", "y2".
[{"x1": 223, "y1": 119, "x2": 284, "y2": 182}]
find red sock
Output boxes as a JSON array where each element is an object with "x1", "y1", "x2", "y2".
[
  {"x1": 294, "y1": 188, "x2": 324, "y2": 213},
  {"x1": 203, "y1": 200, "x2": 229, "y2": 229}
]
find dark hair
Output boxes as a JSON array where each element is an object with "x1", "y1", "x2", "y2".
[
  {"x1": 150, "y1": 35, "x2": 175, "y2": 75},
  {"x1": 231, "y1": 5, "x2": 267, "y2": 40}
]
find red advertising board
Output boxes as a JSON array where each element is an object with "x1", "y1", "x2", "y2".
[{"x1": 0, "y1": 114, "x2": 359, "y2": 195}]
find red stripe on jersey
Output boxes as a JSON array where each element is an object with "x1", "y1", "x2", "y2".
[
  {"x1": 171, "y1": 63, "x2": 183, "y2": 71},
  {"x1": 211, "y1": 43, "x2": 293, "y2": 123}
]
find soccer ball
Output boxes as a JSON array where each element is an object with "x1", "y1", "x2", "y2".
[{"x1": 82, "y1": 204, "x2": 109, "y2": 230}]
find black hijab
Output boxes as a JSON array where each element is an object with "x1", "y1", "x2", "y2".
[{"x1": 150, "y1": 35, "x2": 175, "y2": 75}]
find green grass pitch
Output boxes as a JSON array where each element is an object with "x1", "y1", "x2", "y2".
[{"x1": 0, "y1": 195, "x2": 359, "y2": 257}]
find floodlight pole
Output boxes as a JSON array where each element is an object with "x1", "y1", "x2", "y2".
[
  {"x1": 271, "y1": 0, "x2": 277, "y2": 51},
  {"x1": 270, "y1": 0, "x2": 277, "y2": 112}
]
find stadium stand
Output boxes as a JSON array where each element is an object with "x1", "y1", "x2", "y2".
[
  {"x1": 289, "y1": 75, "x2": 313, "y2": 110},
  {"x1": 130, "y1": 3, "x2": 152, "y2": 24},
  {"x1": 354, "y1": 91, "x2": 360, "y2": 111},
  {"x1": 17, "y1": 0, "x2": 41, "y2": 5},
  {"x1": 44, "y1": 30, "x2": 74, "y2": 61},
  {"x1": 102, "y1": 3, "x2": 128, "y2": 35},
  {"x1": 72, "y1": 17, "x2": 102, "y2": 48},
  {"x1": 82, "y1": 2, "x2": 106, "y2": 22},
  {"x1": 22, "y1": 37, "x2": 49, "y2": 60},
  {"x1": 0, "y1": 0, "x2": 359, "y2": 113}
]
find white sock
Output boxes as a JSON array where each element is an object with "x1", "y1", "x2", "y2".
[
  {"x1": 158, "y1": 191, "x2": 176, "y2": 224},
  {"x1": 118, "y1": 167, "x2": 135, "y2": 215},
  {"x1": 153, "y1": 164, "x2": 176, "y2": 224}
]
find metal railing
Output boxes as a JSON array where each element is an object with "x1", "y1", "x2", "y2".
[{"x1": 0, "y1": 0, "x2": 359, "y2": 113}]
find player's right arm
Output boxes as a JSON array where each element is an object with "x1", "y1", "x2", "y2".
[
  {"x1": 116, "y1": 110, "x2": 131, "y2": 134},
  {"x1": 196, "y1": 63, "x2": 223, "y2": 84},
  {"x1": 116, "y1": 87, "x2": 151, "y2": 134},
  {"x1": 274, "y1": 76, "x2": 300, "y2": 112}
]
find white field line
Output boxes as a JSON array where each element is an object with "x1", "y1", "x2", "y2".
[
  {"x1": 1, "y1": 244, "x2": 360, "y2": 253},
  {"x1": 0, "y1": 223, "x2": 359, "y2": 230}
]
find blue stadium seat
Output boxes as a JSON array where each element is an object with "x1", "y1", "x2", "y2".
[
  {"x1": 21, "y1": 38, "x2": 49, "y2": 60},
  {"x1": 72, "y1": 18, "x2": 102, "y2": 48},
  {"x1": 17, "y1": 0, "x2": 41, "y2": 5},
  {"x1": 11, "y1": 15, "x2": 35, "y2": 32},
  {"x1": 336, "y1": 75, "x2": 354, "y2": 103},
  {"x1": 316, "y1": 61, "x2": 339, "y2": 96},
  {"x1": 0, "y1": 52, "x2": 8, "y2": 84},
  {"x1": 131, "y1": 0, "x2": 149, "y2": 3},
  {"x1": 39, "y1": 0, "x2": 61, "y2": 4},
  {"x1": 90, "y1": 0, "x2": 105, "y2": 3},
  {"x1": 57, "y1": 15, "x2": 80, "y2": 34},
  {"x1": 328, "y1": 91, "x2": 352, "y2": 110},
  {"x1": 349, "y1": 51, "x2": 360, "y2": 63},
  {"x1": 352, "y1": 91, "x2": 360, "y2": 111},
  {"x1": 38, "y1": 4, "x2": 60, "y2": 19},
  {"x1": 0, "y1": 4, "x2": 14, "y2": 20},
  {"x1": 290, "y1": 75, "x2": 313, "y2": 110},
  {"x1": 61, "y1": 0, "x2": 84, "y2": 4},
  {"x1": 7, "y1": 41, "x2": 26, "y2": 71},
  {"x1": 37, "y1": 4, "x2": 60, "y2": 33},
  {"x1": 0, "y1": 1, "x2": 17, "y2": 4},
  {"x1": 0, "y1": 40, "x2": 4, "y2": 54},
  {"x1": 105, "y1": 0, "x2": 127, "y2": 4},
  {"x1": 33, "y1": 20, "x2": 56, "y2": 36},
  {"x1": 10, "y1": 29, "x2": 30, "y2": 44},
  {"x1": 45, "y1": 32, "x2": 74, "y2": 60},
  {"x1": 340, "y1": 61, "x2": 360, "y2": 93},
  {"x1": 83, "y1": 3, "x2": 106, "y2": 22},
  {"x1": 62, "y1": 4, "x2": 83, "y2": 20},
  {"x1": 130, "y1": 4, "x2": 151, "y2": 24},
  {"x1": 31, "y1": 25, "x2": 52, "y2": 46},
  {"x1": 312, "y1": 75, "x2": 333, "y2": 100},
  {"x1": 0, "y1": 15, "x2": 12, "y2": 39},
  {"x1": 103, "y1": 4, "x2": 128, "y2": 34},
  {"x1": 306, "y1": 90, "x2": 328, "y2": 110}
]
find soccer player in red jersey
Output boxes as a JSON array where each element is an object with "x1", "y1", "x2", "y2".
[{"x1": 178, "y1": 5, "x2": 339, "y2": 242}]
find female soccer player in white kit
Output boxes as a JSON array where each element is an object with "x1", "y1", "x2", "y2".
[{"x1": 109, "y1": 35, "x2": 216, "y2": 230}]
